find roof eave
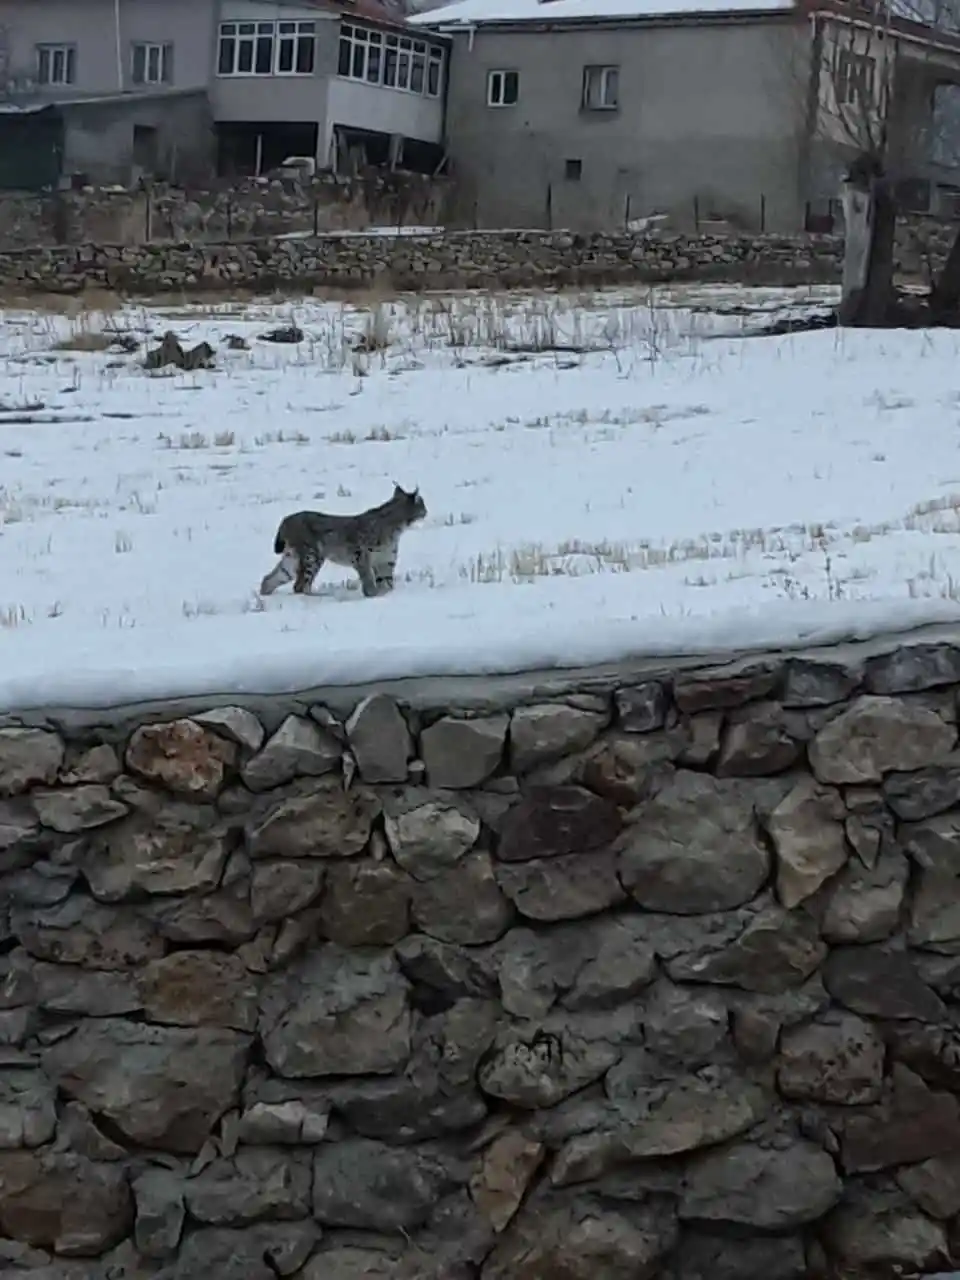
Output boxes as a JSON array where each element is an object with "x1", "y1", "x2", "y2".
[
  {"x1": 799, "y1": 0, "x2": 960, "y2": 56},
  {"x1": 417, "y1": 7, "x2": 800, "y2": 31}
]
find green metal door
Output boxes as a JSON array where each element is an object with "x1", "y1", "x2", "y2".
[{"x1": 0, "y1": 108, "x2": 64, "y2": 190}]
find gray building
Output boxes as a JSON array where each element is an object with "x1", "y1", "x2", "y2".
[
  {"x1": 0, "y1": 0, "x2": 449, "y2": 186},
  {"x1": 0, "y1": 0, "x2": 217, "y2": 183},
  {"x1": 411, "y1": 0, "x2": 960, "y2": 232},
  {"x1": 210, "y1": 0, "x2": 448, "y2": 175}
]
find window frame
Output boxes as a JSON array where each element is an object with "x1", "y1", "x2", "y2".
[
  {"x1": 337, "y1": 21, "x2": 445, "y2": 97},
  {"x1": 216, "y1": 19, "x2": 316, "y2": 77},
  {"x1": 582, "y1": 63, "x2": 619, "y2": 111},
  {"x1": 487, "y1": 68, "x2": 519, "y2": 107},
  {"x1": 835, "y1": 48, "x2": 876, "y2": 109},
  {"x1": 275, "y1": 20, "x2": 316, "y2": 76},
  {"x1": 426, "y1": 45, "x2": 443, "y2": 97},
  {"x1": 131, "y1": 41, "x2": 173, "y2": 87},
  {"x1": 36, "y1": 43, "x2": 77, "y2": 87}
]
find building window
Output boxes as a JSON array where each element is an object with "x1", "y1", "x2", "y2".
[
  {"x1": 217, "y1": 20, "x2": 315, "y2": 77},
  {"x1": 565, "y1": 158, "x2": 582, "y2": 180},
  {"x1": 582, "y1": 64, "x2": 618, "y2": 110},
  {"x1": 132, "y1": 42, "x2": 173, "y2": 85},
  {"x1": 835, "y1": 49, "x2": 875, "y2": 109},
  {"x1": 427, "y1": 45, "x2": 443, "y2": 96},
  {"x1": 276, "y1": 21, "x2": 316, "y2": 74},
  {"x1": 36, "y1": 44, "x2": 76, "y2": 86},
  {"x1": 487, "y1": 69, "x2": 519, "y2": 107},
  {"x1": 337, "y1": 22, "x2": 445, "y2": 97}
]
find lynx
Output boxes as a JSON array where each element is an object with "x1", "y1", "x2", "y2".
[{"x1": 259, "y1": 483, "x2": 427, "y2": 598}]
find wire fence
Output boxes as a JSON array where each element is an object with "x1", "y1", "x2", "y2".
[
  {"x1": 460, "y1": 177, "x2": 960, "y2": 238},
  {"x1": 0, "y1": 172, "x2": 454, "y2": 252},
  {"x1": 0, "y1": 176, "x2": 955, "y2": 252},
  {"x1": 454, "y1": 187, "x2": 787, "y2": 237}
]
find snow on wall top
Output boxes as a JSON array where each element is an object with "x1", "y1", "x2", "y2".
[{"x1": 408, "y1": 0, "x2": 795, "y2": 26}]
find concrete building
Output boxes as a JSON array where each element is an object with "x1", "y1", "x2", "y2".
[
  {"x1": 0, "y1": 0, "x2": 448, "y2": 186},
  {"x1": 0, "y1": 0, "x2": 216, "y2": 184},
  {"x1": 211, "y1": 0, "x2": 448, "y2": 175},
  {"x1": 410, "y1": 0, "x2": 960, "y2": 232}
]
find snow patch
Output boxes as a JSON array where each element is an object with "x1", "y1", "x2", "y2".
[{"x1": 4, "y1": 283, "x2": 960, "y2": 711}]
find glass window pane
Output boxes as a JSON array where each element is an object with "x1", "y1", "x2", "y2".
[
  {"x1": 255, "y1": 35, "x2": 273, "y2": 73},
  {"x1": 410, "y1": 51, "x2": 424, "y2": 93},
  {"x1": 296, "y1": 36, "x2": 315, "y2": 74}
]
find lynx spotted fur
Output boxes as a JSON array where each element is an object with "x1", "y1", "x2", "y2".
[{"x1": 259, "y1": 483, "x2": 427, "y2": 598}]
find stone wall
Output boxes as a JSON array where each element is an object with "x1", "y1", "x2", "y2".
[
  {"x1": 5, "y1": 632, "x2": 960, "y2": 1277},
  {"x1": 0, "y1": 220, "x2": 950, "y2": 297},
  {"x1": 0, "y1": 177, "x2": 952, "y2": 296},
  {"x1": 0, "y1": 229, "x2": 847, "y2": 296},
  {"x1": 0, "y1": 206, "x2": 950, "y2": 297}
]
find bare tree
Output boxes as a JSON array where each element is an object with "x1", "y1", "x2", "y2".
[
  {"x1": 893, "y1": 0, "x2": 960, "y2": 315},
  {"x1": 791, "y1": 0, "x2": 960, "y2": 327},
  {"x1": 817, "y1": 5, "x2": 899, "y2": 323}
]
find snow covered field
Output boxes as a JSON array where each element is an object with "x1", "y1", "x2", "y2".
[{"x1": 4, "y1": 281, "x2": 960, "y2": 711}]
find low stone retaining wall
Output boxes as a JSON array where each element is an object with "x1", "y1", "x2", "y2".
[
  {"x1": 4, "y1": 629, "x2": 960, "y2": 1277},
  {"x1": 0, "y1": 216, "x2": 951, "y2": 297},
  {"x1": 0, "y1": 229, "x2": 850, "y2": 295}
]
